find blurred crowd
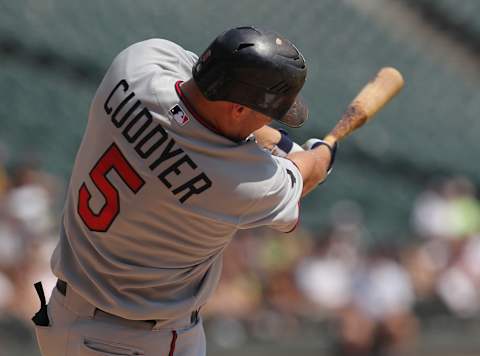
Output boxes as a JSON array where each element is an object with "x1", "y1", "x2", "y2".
[
  {"x1": 0, "y1": 150, "x2": 61, "y2": 321},
  {"x1": 0, "y1": 146, "x2": 479, "y2": 356},
  {"x1": 203, "y1": 176, "x2": 480, "y2": 356}
]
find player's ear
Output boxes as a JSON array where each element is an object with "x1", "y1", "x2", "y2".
[{"x1": 230, "y1": 103, "x2": 246, "y2": 120}]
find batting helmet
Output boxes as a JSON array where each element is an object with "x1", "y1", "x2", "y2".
[{"x1": 192, "y1": 26, "x2": 308, "y2": 128}]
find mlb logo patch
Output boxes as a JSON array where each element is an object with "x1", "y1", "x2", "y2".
[{"x1": 169, "y1": 104, "x2": 190, "y2": 126}]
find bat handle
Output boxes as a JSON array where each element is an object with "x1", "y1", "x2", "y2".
[{"x1": 323, "y1": 134, "x2": 337, "y2": 147}]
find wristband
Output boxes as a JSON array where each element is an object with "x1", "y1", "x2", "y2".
[
  {"x1": 272, "y1": 129, "x2": 304, "y2": 157},
  {"x1": 277, "y1": 128, "x2": 293, "y2": 154}
]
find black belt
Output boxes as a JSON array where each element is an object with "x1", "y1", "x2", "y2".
[{"x1": 56, "y1": 279, "x2": 199, "y2": 325}]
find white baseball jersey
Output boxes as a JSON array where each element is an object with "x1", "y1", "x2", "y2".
[{"x1": 51, "y1": 39, "x2": 303, "y2": 320}]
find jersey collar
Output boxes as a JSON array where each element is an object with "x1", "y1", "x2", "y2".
[
  {"x1": 175, "y1": 81, "x2": 253, "y2": 144},
  {"x1": 175, "y1": 81, "x2": 223, "y2": 136}
]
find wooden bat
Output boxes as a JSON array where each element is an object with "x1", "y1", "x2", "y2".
[{"x1": 323, "y1": 67, "x2": 404, "y2": 146}]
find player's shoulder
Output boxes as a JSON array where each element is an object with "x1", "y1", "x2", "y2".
[
  {"x1": 223, "y1": 139, "x2": 291, "y2": 186},
  {"x1": 120, "y1": 38, "x2": 198, "y2": 67},
  {"x1": 125, "y1": 38, "x2": 184, "y2": 53},
  {"x1": 218, "y1": 140, "x2": 302, "y2": 229},
  {"x1": 244, "y1": 141, "x2": 301, "y2": 190}
]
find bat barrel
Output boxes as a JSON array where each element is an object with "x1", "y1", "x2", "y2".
[
  {"x1": 325, "y1": 67, "x2": 404, "y2": 143},
  {"x1": 360, "y1": 67, "x2": 404, "y2": 118}
]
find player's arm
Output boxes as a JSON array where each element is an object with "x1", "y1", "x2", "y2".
[
  {"x1": 287, "y1": 146, "x2": 332, "y2": 197},
  {"x1": 254, "y1": 125, "x2": 335, "y2": 197}
]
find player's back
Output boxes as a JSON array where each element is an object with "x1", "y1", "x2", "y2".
[{"x1": 51, "y1": 39, "x2": 302, "y2": 320}]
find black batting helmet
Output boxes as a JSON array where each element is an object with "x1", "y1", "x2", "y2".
[{"x1": 192, "y1": 26, "x2": 308, "y2": 127}]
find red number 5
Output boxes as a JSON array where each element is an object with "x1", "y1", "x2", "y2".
[{"x1": 78, "y1": 143, "x2": 145, "y2": 232}]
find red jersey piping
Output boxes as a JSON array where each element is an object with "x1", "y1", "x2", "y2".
[
  {"x1": 175, "y1": 81, "x2": 222, "y2": 135},
  {"x1": 168, "y1": 330, "x2": 178, "y2": 356},
  {"x1": 284, "y1": 202, "x2": 301, "y2": 233}
]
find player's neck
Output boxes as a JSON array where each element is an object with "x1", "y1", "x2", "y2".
[{"x1": 180, "y1": 80, "x2": 240, "y2": 140}]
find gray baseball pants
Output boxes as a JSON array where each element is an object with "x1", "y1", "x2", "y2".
[{"x1": 34, "y1": 284, "x2": 206, "y2": 356}]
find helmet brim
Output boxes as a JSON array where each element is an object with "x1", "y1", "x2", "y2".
[{"x1": 277, "y1": 95, "x2": 308, "y2": 128}]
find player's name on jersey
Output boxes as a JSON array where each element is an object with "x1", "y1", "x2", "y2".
[{"x1": 103, "y1": 79, "x2": 212, "y2": 203}]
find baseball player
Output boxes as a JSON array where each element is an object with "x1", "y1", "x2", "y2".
[{"x1": 32, "y1": 26, "x2": 336, "y2": 356}]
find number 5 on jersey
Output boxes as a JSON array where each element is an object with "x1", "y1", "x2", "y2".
[{"x1": 78, "y1": 143, "x2": 145, "y2": 232}]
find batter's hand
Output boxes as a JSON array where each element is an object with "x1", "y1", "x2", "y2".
[
  {"x1": 253, "y1": 125, "x2": 281, "y2": 151},
  {"x1": 254, "y1": 126, "x2": 303, "y2": 157}
]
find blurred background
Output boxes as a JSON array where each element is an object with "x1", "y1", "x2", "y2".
[{"x1": 0, "y1": 0, "x2": 479, "y2": 355}]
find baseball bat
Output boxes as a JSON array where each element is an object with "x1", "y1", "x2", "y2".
[{"x1": 323, "y1": 67, "x2": 404, "y2": 146}]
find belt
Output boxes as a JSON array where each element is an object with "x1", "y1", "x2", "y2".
[{"x1": 56, "y1": 279, "x2": 199, "y2": 326}]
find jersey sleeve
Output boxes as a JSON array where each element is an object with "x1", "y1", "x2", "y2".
[
  {"x1": 238, "y1": 156, "x2": 303, "y2": 232},
  {"x1": 185, "y1": 50, "x2": 199, "y2": 64}
]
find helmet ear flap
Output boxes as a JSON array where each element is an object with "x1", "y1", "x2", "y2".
[{"x1": 193, "y1": 26, "x2": 308, "y2": 127}]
